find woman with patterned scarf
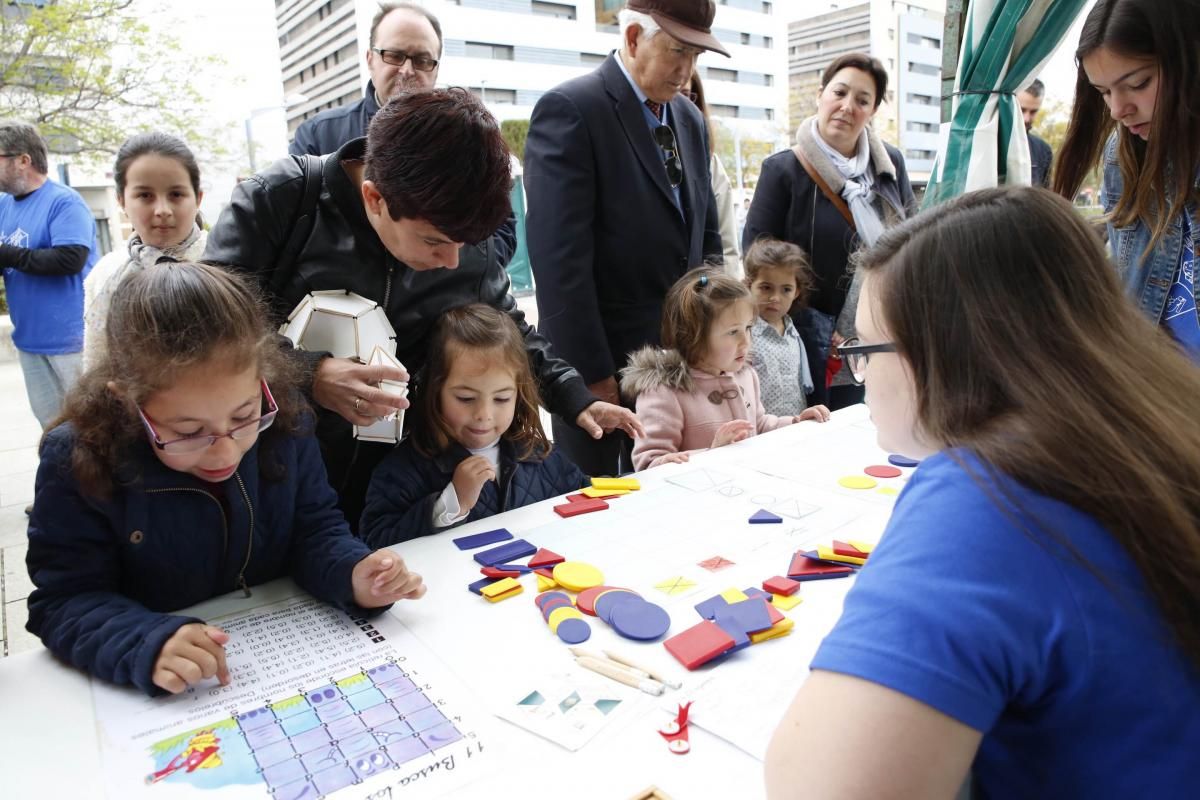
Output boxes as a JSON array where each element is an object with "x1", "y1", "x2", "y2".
[{"x1": 743, "y1": 53, "x2": 916, "y2": 410}]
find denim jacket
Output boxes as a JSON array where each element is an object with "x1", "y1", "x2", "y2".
[{"x1": 1102, "y1": 133, "x2": 1199, "y2": 323}]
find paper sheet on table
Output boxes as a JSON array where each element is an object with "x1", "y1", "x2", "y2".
[
  {"x1": 492, "y1": 672, "x2": 651, "y2": 752},
  {"x1": 667, "y1": 660, "x2": 811, "y2": 762},
  {"x1": 91, "y1": 594, "x2": 495, "y2": 799}
]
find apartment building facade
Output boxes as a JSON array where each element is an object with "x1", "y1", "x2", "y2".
[{"x1": 275, "y1": 0, "x2": 788, "y2": 134}]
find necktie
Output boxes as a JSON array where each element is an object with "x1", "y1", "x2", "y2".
[{"x1": 645, "y1": 99, "x2": 663, "y2": 119}]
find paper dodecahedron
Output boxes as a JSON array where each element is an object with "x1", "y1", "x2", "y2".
[{"x1": 279, "y1": 290, "x2": 396, "y2": 362}]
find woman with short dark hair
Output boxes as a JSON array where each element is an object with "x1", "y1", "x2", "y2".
[{"x1": 742, "y1": 53, "x2": 915, "y2": 410}]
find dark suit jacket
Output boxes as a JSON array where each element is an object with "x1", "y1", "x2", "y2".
[
  {"x1": 524, "y1": 53, "x2": 723, "y2": 385},
  {"x1": 288, "y1": 80, "x2": 382, "y2": 157}
]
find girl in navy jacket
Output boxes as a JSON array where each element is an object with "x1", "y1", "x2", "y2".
[
  {"x1": 26, "y1": 262, "x2": 426, "y2": 696},
  {"x1": 360, "y1": 304, "x2": 587, "y2": 547}
]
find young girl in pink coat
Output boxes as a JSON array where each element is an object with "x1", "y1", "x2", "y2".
[{"x1": 621, "y1": 267, "x2": 830, "y2": 471}]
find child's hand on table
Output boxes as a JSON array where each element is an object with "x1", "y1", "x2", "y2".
[
  {"x1": 711, "y1": 419, "x2": 754, "y2": 448},
  {"x1": 795, "y1": 405, "x2": 831, "y2": 423},
  {"x1": 153, "y1": 623, "x2": 230, "y2": 694},
  {"x1": 353, "y1": 551, "x2": 427, "y2": 608}
]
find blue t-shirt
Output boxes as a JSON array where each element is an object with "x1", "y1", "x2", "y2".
[
  {"x1": 812, "y1": 450, "x2": 1199, "y2": 799},
  {"x1": 0, "y1": 180, "x2": 97, "y2": 354}
]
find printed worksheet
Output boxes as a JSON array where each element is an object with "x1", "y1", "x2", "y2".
[{"x1": 92, "y1": 595, "x2": 492, "y2": 799}]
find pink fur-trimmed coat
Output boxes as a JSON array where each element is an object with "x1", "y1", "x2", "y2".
[{"x1": 620, "y1": 347, "x2": 795, "y2": 471}]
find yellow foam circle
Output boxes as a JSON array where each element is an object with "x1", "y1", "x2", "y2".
[
  {"x1": 552, "y1": 561, "x2": 605, "y2": 592},
  {"x1": 838, "y1": 475, "x2": 878, "y2": 490},
  {"x1": 547, "y1": 605, "x2": 584, "y2": 633}
]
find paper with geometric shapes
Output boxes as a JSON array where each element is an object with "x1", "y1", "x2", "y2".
[
  {"x1": 92, "y1": 595, "x2": 491, "y2": 799},
  {"x1": 492, "y1": 673, "x2": 648, "y2": 752}
]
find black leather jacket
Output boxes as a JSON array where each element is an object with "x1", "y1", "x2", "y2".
[{"x1": 204, "y1": 137, "x2": 594, "y2": 520}]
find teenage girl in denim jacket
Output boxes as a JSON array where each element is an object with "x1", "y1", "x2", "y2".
[{"x1": 1054, "y1": 0, "x2": 1200, "y2": 362}]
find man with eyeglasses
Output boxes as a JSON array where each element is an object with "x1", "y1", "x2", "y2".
[
  {"x1": 289, "y1": 2, "x2": 442, "y2": 157},
  {"x1": 523, "y1": 0, "x2": 728, "y2": 476}
]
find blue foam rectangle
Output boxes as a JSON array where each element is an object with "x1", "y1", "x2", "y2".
[
  {"x1": 495, "y1": 563, "x2": 533, "y2": 574},
  {"x1": 453, "y1": 528, "x2": 514, "y2": 551},
  {"x1": 743, "y1": 587, "x2": 771, "y2": 602},
  {"x1": 467, "y1": 577, "x2": 496, "y2": 595},
  {"x1": 693, "y1": 594, "x2": 730, "y2": 620},
  {"x1": 473, "y1": 538, "x2": 537, "y2": 567},
  {"x1": 714, "y1": 598, "x2": 774, "y2": 634}
]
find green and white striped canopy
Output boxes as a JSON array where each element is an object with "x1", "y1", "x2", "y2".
[{"x1": 923, "y1": 0, "x2": 1089, "y2": 208}]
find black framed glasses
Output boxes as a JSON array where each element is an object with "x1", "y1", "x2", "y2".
[
  {"x1": 837, "y1": 338, "x2": 897, "y2": 384},
  {"x1": 653, "y1": 125, "x2": 684, "y2": 189},
  {"x1": 371, "y1": 48, "x2": 439, "y2": 72},
  {"x1": 138, "y1": 380, "x2": 279, "y2": 455}
]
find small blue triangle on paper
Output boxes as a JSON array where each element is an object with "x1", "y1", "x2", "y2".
[{"x1": 749, "y1": 509, "x2": 783, "y2": 524}]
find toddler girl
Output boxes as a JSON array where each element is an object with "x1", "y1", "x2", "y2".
[
  {"x1": 28, "y1": 262, "x2": 424, "y2": 696},
  {"x1": 745, "y1": 238, "x2": 830, "y2": 418},
  {"x1": 360, "y1": 304, "x2": 587, "y2": 546},
  {"x1": 621, "y1": 267, "x2": 829, "y2": 471}
]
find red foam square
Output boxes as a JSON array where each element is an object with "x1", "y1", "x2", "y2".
[
  {"x1": 663, "y1": 621, "x2": 736, "y2": 670},
  {"x1": 481, "y1": 566, "x2": 520, "y2": 579},
  {"x1": 762, "y1": 575, "x2": 801, "y2": 596}
]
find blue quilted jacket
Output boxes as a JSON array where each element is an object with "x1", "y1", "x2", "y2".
[
  {"x1": 26, "y1": 423, "x2": 384, "y2": 696},
  {"x1": 360, "y1": 438, "x2": 588, "y2": 548}
]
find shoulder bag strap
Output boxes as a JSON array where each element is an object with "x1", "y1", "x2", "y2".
[{"x1": 792, "y1": 145, "x2": 856, "y2": 231}]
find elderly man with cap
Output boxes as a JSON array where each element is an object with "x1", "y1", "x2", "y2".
[{"x1": 524, "y1": 0, "x2": 727, "y2": 476}]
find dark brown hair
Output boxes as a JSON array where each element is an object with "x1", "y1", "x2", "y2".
[
  {"x1": 55, "y1": 262, "x2": 304, "y2": 498},
  {"x1": 662, "y1": 267, "x2": 753, "y2": 366},
  {"x1": 1053, "y1": 0, "x2": 1200, "y2": 257},
  {"x1": 365, "y1": 88, "x2": 512, "y2": 245},
  {"x1": 821, "y1": 53, "x2": 888, "y2": 109},
  {"x1": 114, "y1": 132, "x2": 201, "y2": 199},
  {"x1": 412, "y1": 304, "x2": 549, "y2": 461},
  {"x1": 858, "y1": 185, "x2": 1200, "y2": 668},
  {"x1": 743, "y1": 237, "x2": 815, "y2": 311},
  {"x1": 113, "y1": 131, "x2": 204, "y2": 227}
]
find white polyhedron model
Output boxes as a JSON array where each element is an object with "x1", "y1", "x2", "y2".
[
  {"x1": 355, "y1": 345, "x2": 408, "y2": 444},
  {"x1": 280, "y1": 291, "x2": 406, "y2": 442},
  {"x1": 280, "y1": 290, "x2": 397, "y2": 361}
]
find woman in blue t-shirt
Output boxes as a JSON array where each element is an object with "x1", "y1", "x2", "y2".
[
  {"x1": 1054, "y1": 0, "x2": 1200, "y2": 361},
  {"x1": 764, "y1": 186, "x2": 1200, "y2": 799}
]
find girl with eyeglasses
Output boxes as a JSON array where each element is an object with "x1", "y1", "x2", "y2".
[
  {"x1": 620, "y1": 267, "x2": 829, "y2": 472},
  {"x1": 765, "y1": 187, "x2": 1200, "y2": 798},
  {"x1": 26, "y1": 262, "x2": 426, "y2": 697}
]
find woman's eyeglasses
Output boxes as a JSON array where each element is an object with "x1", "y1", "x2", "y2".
[
  {"x1": 653, "y1": 125, "x2": 684, "y2": 189},
  {"x1": 837, "y1": 338, "x2": 897, "y2": 384},
  {"x1": 138, "y1": 380, "x2": 279, "y2": 455},
  {"x1": 370, "y1": 48, "x2": 439, "y2": 72}
]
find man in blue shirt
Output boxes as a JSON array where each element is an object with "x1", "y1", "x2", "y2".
[{"x1": 0, "y1": 120, "x2": 97, "y2": 432}]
